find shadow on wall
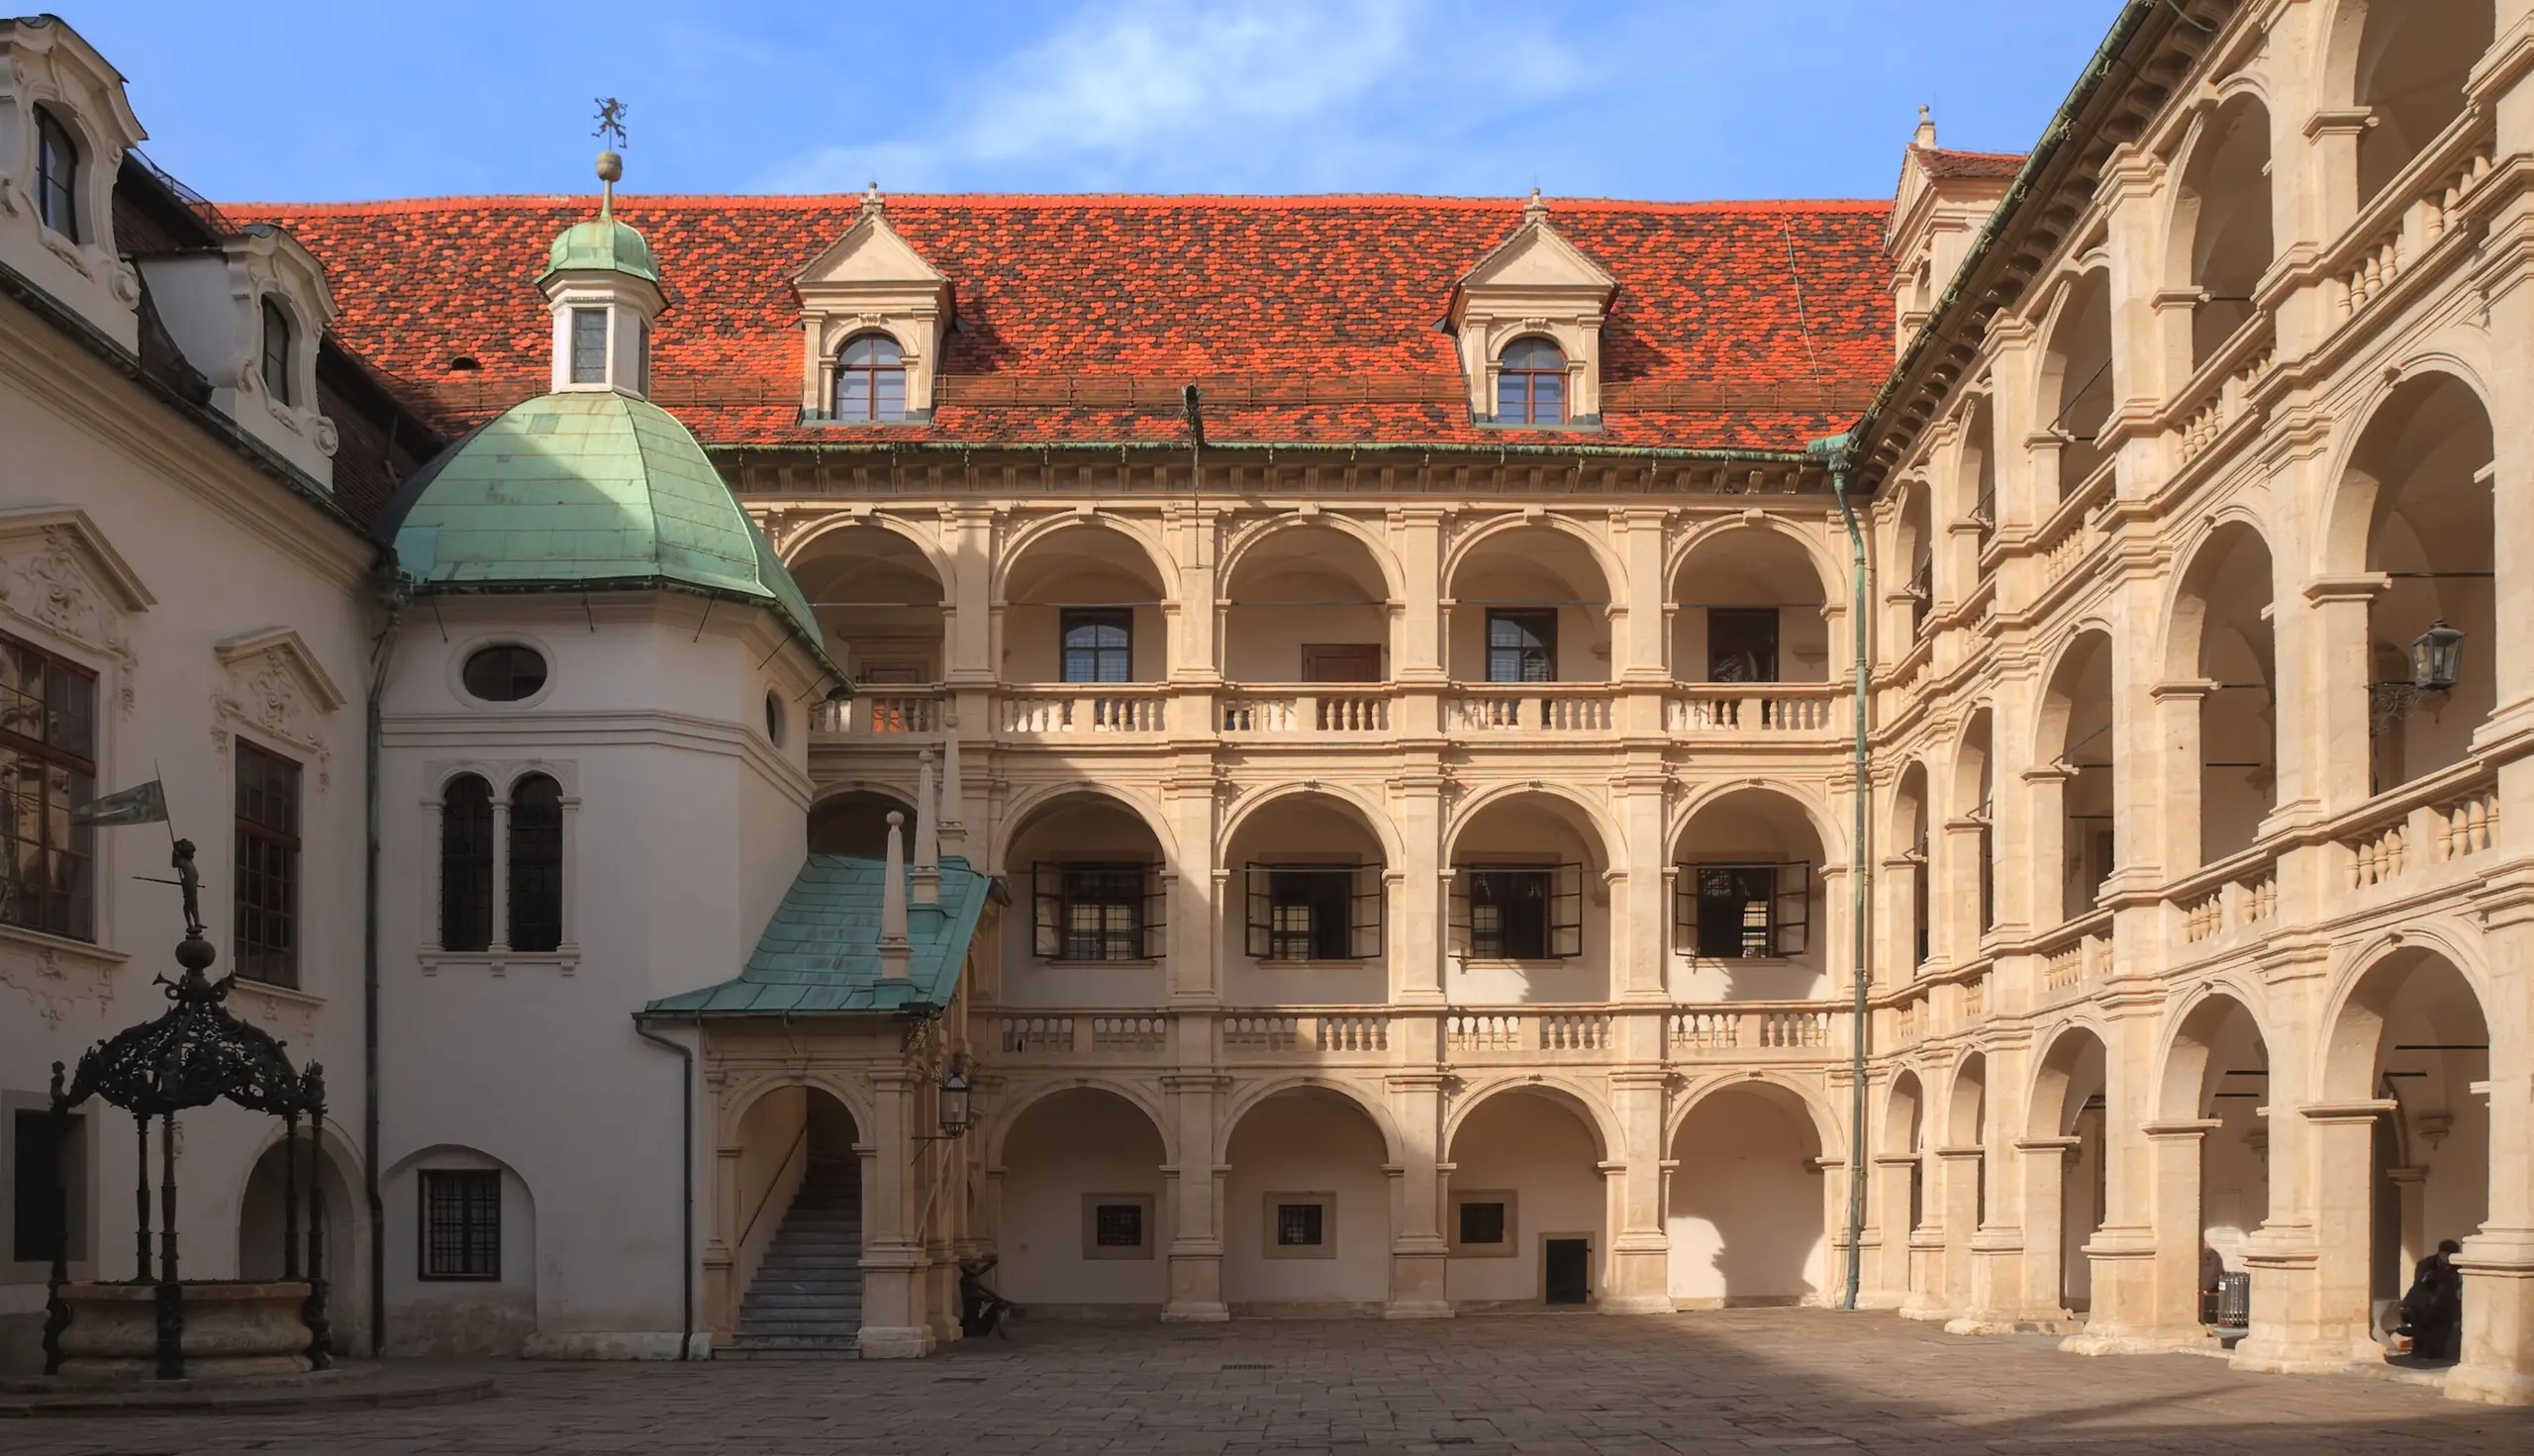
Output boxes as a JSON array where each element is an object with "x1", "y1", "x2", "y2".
[
  {"x1": 380, "y1": 1144, "x2": 538, "y2": 1356},
  {"x1": 237, "y1": 1130, "x2": 370, "y2": 1356},
  {"x1": 1669, "y1": 1086, "x2": 1825, "y2": 1308}
]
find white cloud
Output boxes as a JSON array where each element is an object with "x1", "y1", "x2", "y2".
[{"x1": 753, "y1": 0, "x2": 1585, "y2": 194}]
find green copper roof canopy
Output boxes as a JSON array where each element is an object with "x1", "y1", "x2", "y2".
[
  {"x1": 644, "y1": 854, "x2": 988, "y2": 1017},
  {"x1": 539, "y1": 212, "x2": 659, "y2": 286}
]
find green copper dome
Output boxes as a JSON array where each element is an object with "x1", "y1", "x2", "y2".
[
  {"x1": 539, "y1": 212, "x2": 659, "y2": 286},
  {"x1": 385, "y1": 391, "x2": 829, "y2": 667}
]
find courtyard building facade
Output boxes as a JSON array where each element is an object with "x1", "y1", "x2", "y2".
[{"x1": 0, "y1": 0, "x2": 2529, "y2": 1409}]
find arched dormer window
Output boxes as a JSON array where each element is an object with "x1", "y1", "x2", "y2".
[
  {"x1": 508, "y1": 773, "x2": 563, "y2": 953},
  {"x1": 439, "y1": 775, "x2": 494, "y2": 951},
  {"x1": 259, "y1": 299, "x2": 294, "y2": 405},
  {"x1": 35, "y1": 106, "x2": 80, "y2": 243},
  {"x1": 834, "y1": 334, "x2": 907, "y2": 422},
  {"x1": 1496, "y1": 338, "x2": 1566, "y2": 426}
]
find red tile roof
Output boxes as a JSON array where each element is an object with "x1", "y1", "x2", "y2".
[
  {"x1": 231, "y1": 193, "x2": 1892, "y2": 453},
  {"x1": 1911, "y1": 146, "x2": 2026, "y2": 181}
]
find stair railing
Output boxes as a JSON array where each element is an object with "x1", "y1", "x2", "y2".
[{"x1": 733, "y1": 1121, "x2": 811, "y2": 1298}]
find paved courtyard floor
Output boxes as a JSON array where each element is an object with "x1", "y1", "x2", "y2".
[{"x1": 10, "y1": 1310, "x2": 2525, "y2": 1454}]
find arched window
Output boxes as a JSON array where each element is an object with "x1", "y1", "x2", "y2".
[
  {"x1": 439, "y1": 775, "x2": 494, "y2": 951},
  {"x1": 508, "y1": 774, "x2": 563, "y2": 953},
  {"x1": 35, "y1": 106, "x2": 79, "y2": 242},
  {"x1": 833, "y1": 334, "x2": 906, "y2": 422},
  {"x1": 1496, "y1": 338, "x2": 1565, "y2": 426},
  {"x1": 259, "y1": 299, "x2": 294, "y2": 406}
]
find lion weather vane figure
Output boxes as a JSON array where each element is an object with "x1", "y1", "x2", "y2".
[{"x1": 594, "y1": 97, "x2": 629, "y2": 149}]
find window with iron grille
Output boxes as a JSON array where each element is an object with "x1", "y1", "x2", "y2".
[
  {"x1": 234, "y1": 741, "x2": 300, "y2": 986},
  {"x1": 508, "y1": 774, "x2": 563, "y2": 953},
  {"x1": 1059, "y1": 608, "x2": 1132, "y2": 684},
  {"x1": 439, "y1": 774, "x2": 493, "y2": 951},
  {"x1": 34, "y1": 106, "x2": 78, "y2": 242},
  {"x1": 1495, "y1": 338, "x2": 1565, "y2": 425},
  {"x1": 1277, "y1": 1202, "x2": 1322, "y2": 1246},
  {"x1": 259, "y1": 298, "x2": 293, "y2": 405},
  {"x1": 1243, "y1": 863, "x2": 1381, "y2": 962},
  {"x1": 1485, "y1": 609, "x2": 1555, "y2": 683},
  {"x1": 1450, "y1": 864, "x2": 1582, "y2": 960},
  {"x1": 1673, "y1": 861, "x2": 1809, "y2": 959},
  {"x1": 420, "y1": 1169, "x2": 501, "y2": 1280},
  {"x1": 569, "y1": 308, "x2": 608, "y2": 385},
  {"x1": 1032, "y1": 863, "x2": 1163, "y2": 961},
  {"x1": 0, "y1": 633, "x2": 95, "y2": 940}
]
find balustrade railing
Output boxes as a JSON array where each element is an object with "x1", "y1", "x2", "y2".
[
  {"x1": 1447, "y1": 691, "x2": 1614, "y2": 733},
  {"x1": 999, "y1": 686, "x2": 1167, "y2": 733},
  {"x1": 1666, "y1": 684, "x2": 1841, "y2": 735},
  {"x1": 1220, "y1": 690, "x2": 1392, "y2": 735},
  {"x1": 991, "y1": 1004, "x2": 1842, "y2": 1064},
  {"x1": 2039, "y1": 913, "x2": 2112, "y2": 994},
  {"x1": 1000, "y1": 1017, "x2": 1074, "y2": 1053},
  {"x1": 2330, "y1": 134, "x2": 2494, "y2": 322},
  {"x1": 2435, "y1": 787, "x2": 2500, "y2": 861},
  {"x1": 813, "y1": 691, "x2": 943, "y2": 736},
  {"x1": 1092, "y1": 1016, "x2": 1168, "y2": 1050}
]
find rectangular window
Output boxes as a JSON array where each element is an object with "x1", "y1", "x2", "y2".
[
  {"x1": 1485, "y1": 610, "x2": 1556, "y2": 684},
  {"x1": 1706, "y1": 608, "x2": 1780, "y2": 683},
  {"x1": 0, "y1": 633, "x2": 96, "y2": 940},
  {"x1": 234, "y1": 741, "x2": 301, "y2": 986},
  {"x1": 1451, "y1": 1192, "x2": 1515, "y2": 1256},
  {"x1": 420, "y1": 1169, "x2": 501, "y2": 1280},
  {"x1": 1263, "y1": 1193, "x2": 1335, "y2": 1258},
  {"x1": 1457, "y1": 865, "x2": 1582, "y2": 960},
  {"x1": 1031, "y1": 863, "x2": 1160, "y2": 962},
  {"x1": 1676, "y1": 862, "x2": 1810, "y2": 959},
  {"x1": 1081, "y1": 1194, "x2": 1154, "y2": 1259},
  {"x1": 1300, "y1": 643, "x2": 1382, "y2": 684},
  {"x1": 569, "y1": 308, "x2": 608, "y2": 385},
  {"x1": 11, "y1": 1108, "x2": 86, "y2": 1266},
  {"x1": 1060, "y1": 609, "x2": 1132, "y2": 684}
]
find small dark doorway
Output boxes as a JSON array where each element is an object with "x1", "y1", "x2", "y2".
[
  {"x1": 1301, "y1": 643, "x2": 1382, "y2": 683},
  {"x1": 1706, "y1": 608, "x2": 1780, "y2": 683},
  {"x1": 1543, "y1": 1236, "x2": 1590, "y2": 1306}
]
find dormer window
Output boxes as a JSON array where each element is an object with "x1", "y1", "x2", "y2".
[
  {"x1": 1496, "y1": 339, "x2": 1566, "y2": 426},
  {"x1": 259, "y1": 299, "x2": 294, "y2": 405},
  {"x1": 35, "y1": 106, "x2": 79, "y2": 242},
  {"x1": 570, "y1": 309, "x2": 609, "y2": 385},
  {"x1": 834, "y1": 334, "x2": 907, "y2": 422}
]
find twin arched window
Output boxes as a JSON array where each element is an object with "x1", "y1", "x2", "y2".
[
  {"x1": 834, "y1": 334, "x2": 906, "y2": 422},
  {"x1": 1496, "y1": 338, "x2": 1565, "y2": 426},
  {"x1": 439, "y1": 773, "x2": 563, "y2": 953},
  {"x1": 260, "y1": 299, "x2": 294, "y2": 406},
  {"x1": 35, "y1": 106, "x2": 79, "y2": 243}
]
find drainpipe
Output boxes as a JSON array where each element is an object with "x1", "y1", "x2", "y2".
[
  {"x1": 362, "y1": 576, "x2": 404, "y2": 1356},
  {"x1": 1809, "y1": 432, "x2": 1872, "y2": 1311},
  {"x1": 634, "y1": 1015, "x2": 696, "y2": 1359}
]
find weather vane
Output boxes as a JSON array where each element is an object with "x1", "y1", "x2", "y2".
[{"x1": 594, "y1": 97, "x2": 629, "y2": 149}]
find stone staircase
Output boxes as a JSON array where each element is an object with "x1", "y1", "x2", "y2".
[{"x1": 725, "y1": 1156, "x2": 863, "y2": 1359}]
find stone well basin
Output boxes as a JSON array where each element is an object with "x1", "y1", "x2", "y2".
[{"x1": 53, "y1": 1280, "x2": 315, "y2": 1381}]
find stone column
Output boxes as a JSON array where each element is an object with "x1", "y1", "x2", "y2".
[
  {"x1": 2299, "y1": 578, "x2": 2385, "y2": 815},
  {"x1": 488, "y1": 795, "x2": 512, "y2": 952},
  {"x1": 1159, "y1": 1073, "x2": 1228, "y2": 1321},
  {"x1": 2065, "y1": 994, "x2": 2163, "y2": 1352},
  {"x1": 1162, "y1": 771, "x2": 1218, "y2": 1002},
  {"x1": 855, "y1": 1073, "x2": 934, "y2": 1358},
  {"x1": 1384, "y1": 1073, "x2": 1452, "y2": 1318},
  {"x1": 2135, "y1": 1119, "x2": 2222, "y2": 1350},
  {"x1": 2235, "y1": 1103, "x2": 2388, "y2": 1374},
  {"x1": 704, "y1": 1138, "x2": 743, "y2": 1339},
  {"x1": 1388, "y1": 770, "x2": 1448, "y2": 1006},
  {"x1": 2450, "y1": 822, "x2": 2534, "y2": 1404},
  {"x1": 1931, "y1": 1146, "x2": 1984, "y2": 1319},
  {"x1": 1605, "y1": 1070, "x2": 1672, "y2": 1313},
  {"x1": 1612, "y1": 765, "x2": 1669, "y2": 1001},
  {"x1": 2013, "y1": 1136, "x2": 2080, "y2": 1327},
  {"x1": 1866, "y1": 1151, "x2": 1917, "y2": 1310}
]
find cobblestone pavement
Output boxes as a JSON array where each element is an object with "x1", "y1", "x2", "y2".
[{"x1": 12, "y1": 1310, "x2": 2527, "y2": 1454}]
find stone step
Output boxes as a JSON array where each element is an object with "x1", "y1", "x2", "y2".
[
  {"x1": 735, "y1": 1320, "x2": 864, "y2": 1338},
  {"x1": 721, "y1": 1342, "x2": 859, "y2": 1361}
]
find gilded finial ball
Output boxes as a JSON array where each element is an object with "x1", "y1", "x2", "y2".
[{"x1": 597, "y1": 150, "x2": 624, "y2": 184}]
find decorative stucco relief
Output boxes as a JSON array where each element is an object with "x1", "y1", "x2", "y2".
[
  {"x1": 210, "y1": 628, "x2": 346, "y2": 790},
  {"x1": 0, "y1": 930, "x2": 120, "y2": 1029},
  {"x1": 0, "y1": 518, "x2": 146, "y2": 716}
]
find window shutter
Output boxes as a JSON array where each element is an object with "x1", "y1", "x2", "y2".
[
  {"x1": 1244, "y1": 864, "x2": 1271, "y2": 960},
  {"x1": 1445, "y1": 869, "x2": 1471, "y2": 958},
  {"x1": 1775, "y1": 860, "x2": 1812, "y2": 956},
  {"x1": 1670, "y1": 866, "x2": 1694, "y2": 955},
  {"x1": 1142, "y1": 864, "x2": 1169, "y2": 960},
  {"x1": 1549, "y1": 862, "x2": 1585, "y2": 958},
  {"x1": 1351, "y1": 863, "x2": 1385, "y2": 959},
  {"x1": 1032, "y1": 863, "x2": 1061, "y2": 959}
]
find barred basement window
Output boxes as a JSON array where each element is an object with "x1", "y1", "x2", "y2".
[
  {"x1": 569, "y1": 308, "x2": 608, "y2": 385},
  {"x1": 234, "y1": 741, "x2": 301, "y2": 987},
  {"x1": 1450, "y1": 1191, "x2": 1515, "y2": 1256},
  {"x1": 508, "y1": 774, "x2": 563, "y2": 953},
  {"x1": 1032, "y1": 862, "x2": 1164, "y2": 961},
  {"x1": 1672, "y1": 861, "x2": 1809, "y2": 959},
  {"x1": 420, "y1": 1169, "x2": 501, "y2": 1280},
  {"x1": 1449, "y1": 864, "x2": 1582, "y2": 960},
  {"x1": 1243, "y1": 863, "x2": 1381, "y2": 962},
  {"x1": 0, "y1": 632, "x2": 96, "y2": 940},
  {"x1": 1081, "y1": 1194, "x2": 1154, "y2": 1260},
  {"x1": 439, "y1": 774, "x2": 494, "y2": 951},
  {"x1": 1263, "y1": 1192, "x2": 1334, "y2": 1258}
]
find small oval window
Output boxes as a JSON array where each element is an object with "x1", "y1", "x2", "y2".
[
  {"x1": 765, "y1": 690, "x2": 786, "y2": 745},
  {"x1": 462, "y1": 644, "x2": 547, "y2": 703}
]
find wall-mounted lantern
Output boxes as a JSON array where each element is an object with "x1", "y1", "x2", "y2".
[{"x1": 2410, "y1": 620, "x2": 2465, "y2": 692}]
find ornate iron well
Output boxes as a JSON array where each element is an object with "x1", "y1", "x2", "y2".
[{"x1": 38, "y1": 840, "x2": 332, "y2": 1381}]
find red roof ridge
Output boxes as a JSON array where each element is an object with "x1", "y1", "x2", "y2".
[{"x1": 226, "y1": 191, "x2": 1888, "y2": 217}]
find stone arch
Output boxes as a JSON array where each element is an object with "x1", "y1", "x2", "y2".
[
  {"x1": 993, "y1": 512, "x2": 1180, "y2": 601},
  {"x1": 2321, "y1": 0, "x2": 2494, "y2": 205},
  {"x1": 2317, "y1": 930, "x2": 2495, "y2": 1104},
  {"x1": 1442, "y1": 1076, "x2": 1620, "y2": 1163},
  {"x1": 234, "y1": 1120, "x2": 369, "y2": 1352},
  {"x1": 1670, "y1": 776, "x2": 1846, "y2": 868},
  {"x1": 1217, "y1": 1075, "x2": 1406, "y2": 1168},
  {"x1": 2153, "y1": 979, "x2": 2278, "y2": 1119},
  {"x1": 1954, "y1": 393, "x2": 1998, "y2": 543},
  {"x1": 783, "y1": 510, "x2": 956, "y2": 597},
  {"x1": 1884, "y1": 1067, "x2": 1928, "y2": 1156},
  {"x1": 2163, "y1": 518, "x2": 2280, "y2": 864},
  {"x1": 1942, "y1": 1051, "x2": 1990, "y2": 1149},
  {"x1": 381, "y1": 1141, "x2": 538, "y2": 1355},
  {"x1": 989, "y1": 1084, "x2": 1172, "y2": 1310},
  {"x1": 1668, "y1": 516, "x2": 1837, "y2": 684},
  {"x1": 982, "y1": 1076, "x2": 1177, "y2": 1170},
  {"x1": 1444, "y1": 779, "x2": 1621, "y2": 873},
  {"x1": 1669, "y1": 1070, "x2": 1845, "y2": 1162},
  {"x1": 2028, "y1": 1019, "x2": 2112, "y2": 1312},
  {"x1": 1218, "y1": 781, "x2": 1404, "y2": 875},
  {"x1": 2315, "y1": 360, "x2": 2498, "y2": 575},
  {"x1": 784, "y1": 514, "x2": 953, "y2": 684},
  {"x1": 2025, "y1": 1019, "x2": 2112, "y2": 1139},
  {"x1": 2034, "y1": 628, "x2": 2118, "y2": 922},
  {"x1": 994, "y1": 779, "x2": 1182, "y2": 877},
  {"x1": 714, "y1": 1071, "x2": 876, "y2": 1151},
  {"x1": 1219, "y1": 511, "x2": 1408, "y2": 603},
  {"x1": 1668, "y1": 1073, "x2": 1834, "y2": 1307},
  {"x1": 2033, "y1": 266, "x2": 2115, "y2": 497},
  {"x1": 2162, "y1": 90, "x2": 2275, "y2": 368},
  {"x1": 1442, "y1": 512, "x2": 1627, "y2": 604},
  {"x1": 808, "y1": 785, "x2": 920, "y2": 858},
  {"x1": 1218, "y1": 513, "x2": 1403, "y2": 683}
]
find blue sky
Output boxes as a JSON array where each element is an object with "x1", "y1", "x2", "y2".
[{"x1": 70, "y1": 1, "x2": 2116, "y2": 204}]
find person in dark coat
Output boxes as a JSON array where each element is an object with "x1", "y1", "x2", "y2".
[
  {"x1": 2400, "y1": 1238, "x2": 2464, "y2": 1361},
  {"x1": 2199, "y1": 1241, "x2": 2225, "y2": 1325}
]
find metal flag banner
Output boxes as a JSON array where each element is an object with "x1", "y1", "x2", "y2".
[{"x1": 72, "y1": 778, "x2": 168, "y2": 827}]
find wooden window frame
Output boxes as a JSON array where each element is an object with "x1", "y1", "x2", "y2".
[
  {"x1": 1706, "y1": 607, "x2": 1782, "y2": 684},
  {"x1": 1448, "y1": 1190, "x2": 1516, "y2": 1258},
  {"x1": 1673, "y1": 860, "x2": 1809, "y2": 959},
  {"x1": 0, "y1": 631, "x2": 96, "y2": 941},
  {"x1": 568, "y1": 308, "x2": 608, "y2": 385},
  {"x1": 833, "y1": 334, "x2": 908, "y2": 422},
  {"x1": 34, "y1": 106, "x2": 78, "y2": 242},
  {"x1": 1484, "y1": 609, "x2": 1556, "y2": 684},
  {"x1": 1059, "y1": 608, "x2": 1133, "y2": 685},
  {"x1": 1299, "y1": 643, "x2": 1382, "y2": 684},
  {"x1": 439, "y1": 774, "x2": 494, "y2": 952},
  {"x1": 259, "y1": 298, "x2": 293, "y2": 406},
  {"x1": 418, "y1": 1168, "x2": 501, "y2": 1281},
  {"x1": 1450, "y1": 863, "x2": 1583, "y2": 961},
  {"x1": 1242, "y1": 862, "x2": 1381, "y2": 963},
  {"x1": 233, "y1": 739, "x2": 301, "y2": 987},
  {"x1": 1032, "y1": 861, "x2": 1164, "y2": 962},
  {"x1": 1495, "y1": 338, "x2": 1566, "y2": 426},
  {"x1": 507, "y1": 774, "x2": 564, "y2": 954}
]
